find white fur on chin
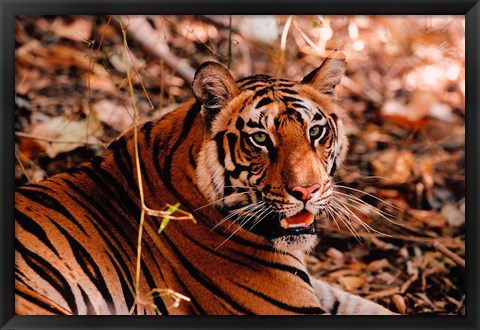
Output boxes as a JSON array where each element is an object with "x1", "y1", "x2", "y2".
[{"x1": 272, "y1": 234, "x2": 318, "y2": 254}]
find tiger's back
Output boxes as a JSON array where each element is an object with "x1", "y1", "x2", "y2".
[{"x1": 15, "y1": 55, "x2": 395, "y2": 315}]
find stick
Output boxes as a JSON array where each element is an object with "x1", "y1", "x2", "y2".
[
  {"x1": 120, "y1": 17, "x2": 196, "y2": 83},
  {"x1": 433, "y1": 239, "x2": 465, "y2": 269}
]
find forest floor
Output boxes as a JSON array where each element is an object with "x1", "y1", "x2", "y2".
[{"x1": 15, "y1": 15, "x2": 465, "y2": 315}]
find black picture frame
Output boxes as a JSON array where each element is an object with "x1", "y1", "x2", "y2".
[{"x1": 1, "y1": 1, "x2": 479, "y2": 329}]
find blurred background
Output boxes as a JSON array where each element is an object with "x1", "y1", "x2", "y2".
[{"x1": 15, "y1": 15, "x2": 465, "y2": 315}]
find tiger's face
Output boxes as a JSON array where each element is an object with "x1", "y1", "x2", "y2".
[{"x1": 193, "y1": 54, "x2": 348, "y2": 252}]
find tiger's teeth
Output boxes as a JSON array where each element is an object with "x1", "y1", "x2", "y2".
[{"x1": 279, "y1": 212, "x2": 315, "y2": 229}]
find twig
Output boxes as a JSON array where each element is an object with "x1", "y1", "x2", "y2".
[
  {"x1": 15, "y1": 131, "x2": 107, "y2": 147},
  {"x1": 118, "y1": 16, "x2": 196, "y2": 83},
  {"x1": 341, "y1": 75, "x2": 383, "y2": 105},
  {"x1": 433, "y1": 239, "x2": 465, "y2": 269},
  {"x1": 15, "y1": 151, "x2": 32, "y2": 183}
]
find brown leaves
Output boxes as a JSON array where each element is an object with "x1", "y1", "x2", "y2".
[
  {"x1": 14, "y1": 16, "x2": 465, "y2": 314},
  {"x1": 20, "y1": 116, "x2": 104, "y2": 159},
  {"x1": 371, "y1": 149, "x2": 415, "y2": 185}
]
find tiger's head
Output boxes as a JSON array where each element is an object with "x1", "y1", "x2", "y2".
[{"x1": 193, "y1": 53, "x2": 348, "y2": 253}]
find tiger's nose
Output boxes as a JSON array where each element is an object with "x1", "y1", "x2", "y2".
[{"x1": 290, "y1": 184, "x2": 322, "y2": 201}]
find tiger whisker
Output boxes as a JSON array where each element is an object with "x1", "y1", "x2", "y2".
[
  {"x1": 228, "y1": 202, "x2": 266, "y2": 225},
  {"x1": 330, "y1": 199, "x2": 367, "y2": 231},
  {"x1": 215, "y1": 205, "x2": 267, "y2": 250},
  {"x1": 249, "y1": 206, "x2": 274, "y2": 230},
  {"x1": 223, "y1": 185, "x2": 260, "y2": 191},
  {"x1": 332, "y1": 190, "x2": 397, "y2": 223},
  {"x1": 330, "y1": 197, "x2": 387, "y2": 236},
  {"x1": 324, "y1": 207, "x2": 341, "y2": 231},
  {"x1": 327, "y1": 200, "x2": 362, "y2": 242},
  {"x1": 212, "y1": 202, "x2": 261, "y2": 230},
  {"x1": 234, "y1": 204, "x2": 268, "y2": 229},
  {"x1": 214, "y1": 202, "x2": 266, "y2": 231},
  {"x1": 195, "y1": 192, "x2": 252, "y2": 211},
  {"x1": 332, "y1": 184, "x2": 401, "y2": 212}
]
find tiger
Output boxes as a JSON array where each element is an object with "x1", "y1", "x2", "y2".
[{"x1": 15, "y1": 52, "x2": 396, "y2": 315}]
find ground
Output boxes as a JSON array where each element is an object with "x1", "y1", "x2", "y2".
[{"x1": 15, "y1": 15, "x2": 465, "y2": 315}]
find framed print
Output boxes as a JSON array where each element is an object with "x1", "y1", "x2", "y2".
[{"x1": 1, "y1": 1, "x2": 479, "y2": 330}]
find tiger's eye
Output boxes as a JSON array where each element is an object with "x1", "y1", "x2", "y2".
[
  {"x1": 309, "y1": 126, "x2": 321, "y2": 137},
  {"x1": 253, "y1": 132, "x2": 267, "y2": 144}
]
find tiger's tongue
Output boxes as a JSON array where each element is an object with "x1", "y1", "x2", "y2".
[{"x1": 279, "y1": 210, "x2": 315, "y2": 229}]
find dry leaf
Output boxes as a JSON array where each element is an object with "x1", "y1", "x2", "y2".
[
  {"x1": 93, "y1": 99, "x2": 134, "y2": 131},
  {"x1": 367, "y1": 258, "x2": 391, "y2": 271},
  {"x1": 337, "y1": 276, "x2": 366, "y2": 291},
  {"x1": 371, "y1": 149, "x2": 415, "y2": 185},
  {"x1": 441, "y1": 203, "x2": 465, "y2": 228},
  {"x1": 326, "y1": 248, "x2": 345, "y2": 264},
  {"x1": 239, "y1": 16, "x2": 279, "y2": 44},
  {"x1": 408, "y1": 209, "x2": 446, "y2": 228},
  {"x1": 29, "y1": 116, "x2": 103, "y2": 158},
  {"x1": 51, "y1": 17, "x2": 93, "y2": 42},
  {"x1": 393, "y1": 294, "x2": 407, "y2": 314}
]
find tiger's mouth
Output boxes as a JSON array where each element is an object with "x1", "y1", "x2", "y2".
[
  {"x1": 248, "y1": 209, "x2": 317, "y2": 239},
  {"x1": 279, "y1": 210, "x2": 315, "y2": 230}
]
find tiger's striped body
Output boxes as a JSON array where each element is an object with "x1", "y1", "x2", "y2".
[{"x1": 15, "y1": 54, "x2": 395, "y2": 315}]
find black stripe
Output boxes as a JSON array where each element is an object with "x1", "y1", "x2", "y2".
[
  {"x1": 226, "y1": 248, "x2": 312, "y2": 286},
  {"x1": 50, "y1": 220, "x2": 116, "y2": 314},
  {"x1": 180, "y1": 230, "x2": 259, "y2": 271},
  {"x1": 255, "y1": 97, "x2": 273, "y2": 109},
  {"x1": 112, "y1": 139, "x2": 139, "y2": 196},
  {"x1": 60, "y1": 186, "x2": 137, "y2": 306},
  {"x1": 150, "y1": 251, "x2": 205, "y2": 314},
  {"x1": 290, "y1": 103, "x2": 309, "y2": 111},
  {"x1": 157, "y1": 103, "x2": 201, "y2": 204},
  {"x1": 61, "y1": 174, "x2": 168, "y2": 315},
  {"x1": 61, "y1": 180, "x2": 133, "y2": 257},
  {"x1": 226, "y1": 133, "x2": 238, "y2": 165},
  {"x1": 104, "y1": 251, "x2": 138, "y2": 314},
  {"x1": 239, "y1": 132, "x2": 253, "y2": 157},
  {"x1": 235, "y1": 117, "x2": 245, "y2": 130},
  {"x1": 286, "y1": 107, "x2": 305, "y2": 126},
  {"x1": 279, "y1": 96, "x2": 302, "y2": 104},
  {"x1": 214, "y1": 131, "x2": 226, "y2": 167},
  {"x1": 313, "y1": 112, "x2": 324, "y2": 121},
  {"x1": 161, "y1": 233, "x2": 254, "y2": 314},
  {"x1": 15, "y1": 209, "x2": 60, "y2": 257},
  {"x1": 16, "y1": 238, "x2": 78, "y2": 314},
  {"x1": 15, "y1": 285, "x2": 69, "y2": 315},
  {"x1": 246, "y1": 119, "x2": 264, "y2": 129},
  {"x1": 85, "y1": 164, "x2": 142, "y2": 223},
  {"x1": 233, "y1": 281, "x2": 325, "y2": 315},
  {"x1": 16, "y1": 188, "x2": 89, "y2": 236},
  {"x1": 276, "y1": 82, "x2": 295, "y2": 88},
  {"x1": 78, "y1": 285, "x2": 97, "y2": 315},
  {"x1": 278, "y1": 88, "x2": 299, "y2": 96},
  {"x1": 253, "y1": 87, "x2": 271, "y2": 100},
  {"x1": 188, "y1": 144, "x2": 197, "y2": 169},
  {"x1": 142, "y1": 121, "x2": 154, "y2": 147},
  {"x1": 137, "y1": 146, "x2": 156, "y2": 195},
  {"x1": 331, "y1": 299, "x2": 340, "y2": 315}
]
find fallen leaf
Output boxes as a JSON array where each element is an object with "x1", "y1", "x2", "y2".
[
  {"x1": 408, "y1": 209, "x2": 446, "y2": 228},
  {"x1": 29, "y1": 116, "x2": 103, "y2": 158},
  {"x1": 367, "y1": 258, "x2": 391, "y2": 271},
  {"x1": 371, "y1": 149, "x2": 415, "y2": 184},
  {"x1": 393, "y1": 294, "x2": 407, "y2": 314},
  {"x1": 51, "y1": 17, "x2": 93, "y2": 42},
  {"x1": 93, "y1": 99, "x2": 133, "y2": 131},
  {"x1": 337, "y1": 276, "x2": 366, "y2": 291},
  {"x1": 441, "y1": 203, "x2": 465, "y2": 228}
]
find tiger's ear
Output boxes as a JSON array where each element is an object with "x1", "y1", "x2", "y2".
[
  {"x1": 301, "y1": 51, "x2": 346, "y2": 96},
  {"x1": 192, "y1": 62, "x2": 239, "y2": 117}
]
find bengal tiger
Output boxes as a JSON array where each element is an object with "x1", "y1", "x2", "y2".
[{"x1": 15, "y1": 52, "x2": 396, "y2": 315}]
